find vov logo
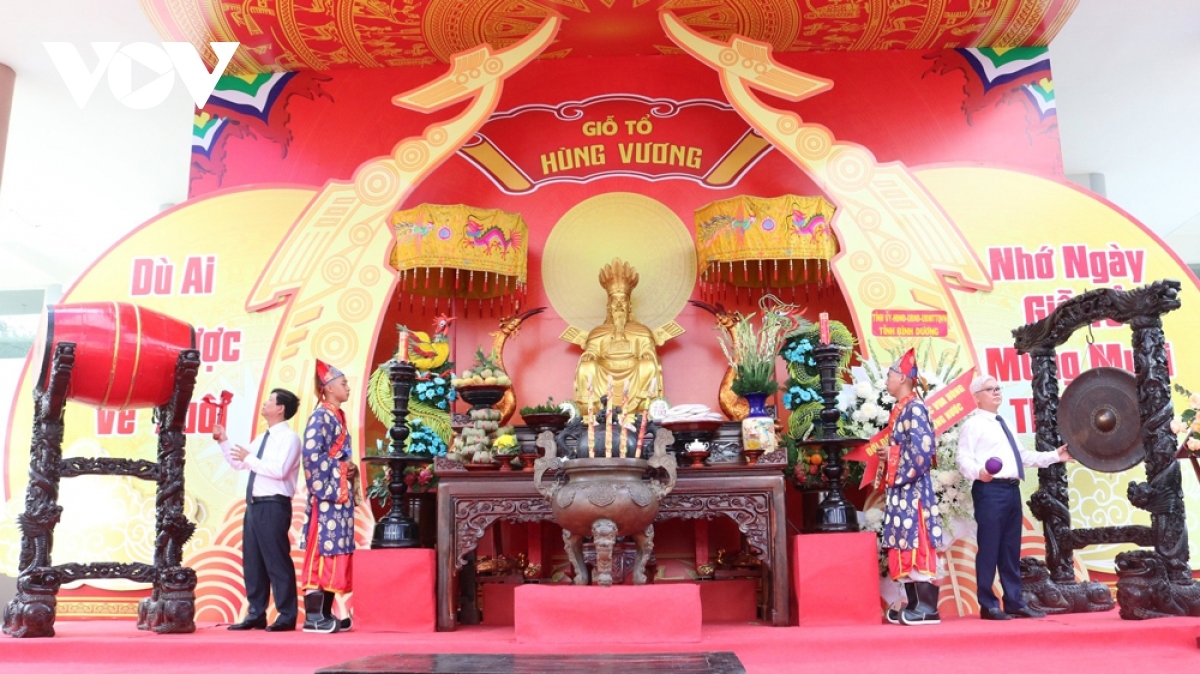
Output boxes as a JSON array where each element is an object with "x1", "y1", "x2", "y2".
[{"x1": 44, "y1": 42, "x2": 239, "y2": 109}]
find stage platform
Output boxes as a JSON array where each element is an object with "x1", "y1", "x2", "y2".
[{"x1": 3, "y1": 612, "x2": 1199, "y2": 673}]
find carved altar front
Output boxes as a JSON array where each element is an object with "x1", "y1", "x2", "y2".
[{"x1": 435, "y1": 462, "x2": 789, "y2": 630}]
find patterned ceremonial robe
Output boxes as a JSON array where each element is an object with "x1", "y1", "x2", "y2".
[
  {"x1": 881, "y1": 395, "x2": 944, "y2": 579},
  {"x1": 300, "y1": 403, "x2": 355, "y2": 592}
]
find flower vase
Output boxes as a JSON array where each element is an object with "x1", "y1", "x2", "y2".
[{"x1": 740, "y1": 392, "x2": 777, "y2": 461}]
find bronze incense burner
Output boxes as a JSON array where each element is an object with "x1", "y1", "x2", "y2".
[{"x1": 533, "y1": 427, "x2": 676, "y2": 586}]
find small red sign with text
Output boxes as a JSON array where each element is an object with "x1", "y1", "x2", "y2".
[{"x1": 870, "y1": 309, "x2": 949, "y2": 338}]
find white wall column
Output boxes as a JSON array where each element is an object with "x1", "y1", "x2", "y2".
[{"x1": 0, "y1": 63, "x2": 13, "y2": 189}]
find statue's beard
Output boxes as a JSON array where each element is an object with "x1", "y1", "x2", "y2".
[{"x1": 613, "y1": 313, "x2": 627, "y2": 336}]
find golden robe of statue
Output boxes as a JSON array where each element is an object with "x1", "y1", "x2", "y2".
[{"x1": 574, "y1": 259, "x2": 664, "y2": 415}]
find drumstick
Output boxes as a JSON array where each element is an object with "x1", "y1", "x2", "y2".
[{"x1": 201, "y1": 390, "x2": 235, "y2": 427}]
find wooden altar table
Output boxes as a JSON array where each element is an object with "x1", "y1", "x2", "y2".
[{"x1": 435, "y1": 463, "x2": 789, "y2": 631}]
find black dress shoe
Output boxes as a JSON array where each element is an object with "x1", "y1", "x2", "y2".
[
  {"x1": 266, "y1": 621, "x2": 296, "y2": 632},
  {"x1": 1006, "y1": 605, "x2": 1045, "y2": 619},
  {"x1": 980, "y1": 607, "x2": 1013, "y2": 621},
  {"x1": 227, "y1": 617, "x2": 267, "y2": 631}
]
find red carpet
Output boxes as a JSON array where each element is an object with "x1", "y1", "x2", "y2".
[{"x1": 3, "y1": 612, "x2": 1198, "y2": 673}]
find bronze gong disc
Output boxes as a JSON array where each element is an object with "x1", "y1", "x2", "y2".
[{"x1": 1057, "y1": 367, "x2": 1144, "y2": 473}]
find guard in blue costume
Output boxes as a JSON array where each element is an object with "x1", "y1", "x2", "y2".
[
  {"x1": 299, "y1": 359, "x2": 358, "y2": 633},
  {"x1": 880, "y1": 349, "x2": 944, "y2": 626}
]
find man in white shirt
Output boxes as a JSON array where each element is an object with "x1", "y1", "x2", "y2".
[
  {"x1": 213, "y1": 388, "x2": 302, "y2": 631},
  {"x1": 956, "y1": 375, "x2": 1072, "y2": 621}
]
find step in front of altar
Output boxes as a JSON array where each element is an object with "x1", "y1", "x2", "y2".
[
  {"x1": 317, "y1": 652, "x2": 747, "y2": 674},
  {"x1": 513, "y1": 584, "x2": 702, "y2": 643},
  {"x1": 483, "y1": 578, "x2": 757, "y2": 627}
]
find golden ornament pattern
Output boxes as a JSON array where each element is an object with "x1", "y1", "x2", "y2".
[{"x1": 140, "y1": 0, "x2": 1079, "y2": 74}]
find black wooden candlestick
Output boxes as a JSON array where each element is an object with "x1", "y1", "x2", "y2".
[
  {"x1": 804, "y1": 343, "x2": 865, "y2": 533},
  {"x1": 363, "y1": 359, "x2": 426, "y2": 549}
]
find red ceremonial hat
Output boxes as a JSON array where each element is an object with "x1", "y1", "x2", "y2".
[
  {"x1": 315, "y1": 359, "x2": 345, "y2": 388},
  {"x1": 894, "y1": 348, "x2": 918, "y2": 381}
]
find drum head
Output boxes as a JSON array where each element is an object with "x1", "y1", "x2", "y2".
[{"x1": 1057, "y1": 367, "x2": 1144, "y2": 473}]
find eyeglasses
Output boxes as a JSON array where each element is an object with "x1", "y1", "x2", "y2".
[{"x1": 980, "y1": 386, "x2": 1002, "y2": 394}]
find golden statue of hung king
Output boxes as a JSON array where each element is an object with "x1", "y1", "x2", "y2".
[{"x1": 574, "y1": 259, "x2": 664, "y2": 415}]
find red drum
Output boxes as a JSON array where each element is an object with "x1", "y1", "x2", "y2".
[{"x1": 31, "y1": 302, "x2": 196, "y2": 410}]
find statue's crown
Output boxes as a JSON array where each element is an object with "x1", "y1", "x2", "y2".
[{"x1": 598, "y1": 258, "x2": 639, "y2": 296}]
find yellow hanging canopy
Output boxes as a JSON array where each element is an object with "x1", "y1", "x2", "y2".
[
  {"x1": 694, "y1": 194, "x2": 838, "y2": 289},
  {"x1": 389, "y1": 203, "x2": 529, "y2": 300}
]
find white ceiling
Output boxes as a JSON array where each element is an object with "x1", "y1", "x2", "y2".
[
  {"x1": 0, "y1": 0, "x2": 1197, "y2": 294},
  {"x1": 1049, "y1": 0, "x2": 1200, "y2": 259},
  {"x1": 0, "y1": 1, "x2": 193, "y2": 289}
]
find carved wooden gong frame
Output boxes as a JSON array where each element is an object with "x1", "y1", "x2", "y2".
[{"x1": 1012, "y1": 279, "x2": 1194, "y2": 617}]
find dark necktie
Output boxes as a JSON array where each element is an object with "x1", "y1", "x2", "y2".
[
  {"x1": 245, "y1": 430, "x2": 270, "y2": 501},
  {"x1": 995, "y1": 416, "x2": 1025, "y2": 479}
]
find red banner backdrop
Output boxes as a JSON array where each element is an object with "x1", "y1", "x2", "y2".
[
  {"x1": 191, "y1": 50, "x2": 1062, "y2": 198},
  {"x1": 184, "y1": 46, "x2": 1065, "y2": 455}
]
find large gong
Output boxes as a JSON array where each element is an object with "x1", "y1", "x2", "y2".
[{"x1": 1058, "y1": 367, "x2": 1144, "y2": 473}]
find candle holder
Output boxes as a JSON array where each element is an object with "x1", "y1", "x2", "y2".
[
  {"x1": 801, "y1": 343, "x2": 866, "y2": 533},
  {"x1": 362, "y1": 359, "x2": 428, "y2": 548}
]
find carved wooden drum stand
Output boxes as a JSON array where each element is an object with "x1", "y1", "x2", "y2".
[
  {"x1": 1013, "y1": 280, "x2": 1199, "y2": 619},
  {"x1": 3, "y1": 336, "x2": 201, "y2": 637},
  {"x1": 533, "y1": 429, "x2": 677, "y2": 586}
]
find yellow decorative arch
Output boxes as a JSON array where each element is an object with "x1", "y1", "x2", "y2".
[
  {"x1": 662, "y1": 11, "x2": 992, "y2": 375},
  {"x1": 245, "y1": 17, "x2": 560, "y2": 447}
]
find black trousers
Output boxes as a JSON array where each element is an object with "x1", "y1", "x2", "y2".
[
  {"x1": 972, "y1": 480, "x2": 1026, "y2": 611},
  {"x1": 243, "y1": 499, "x2": 297, "y2": 623}
]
